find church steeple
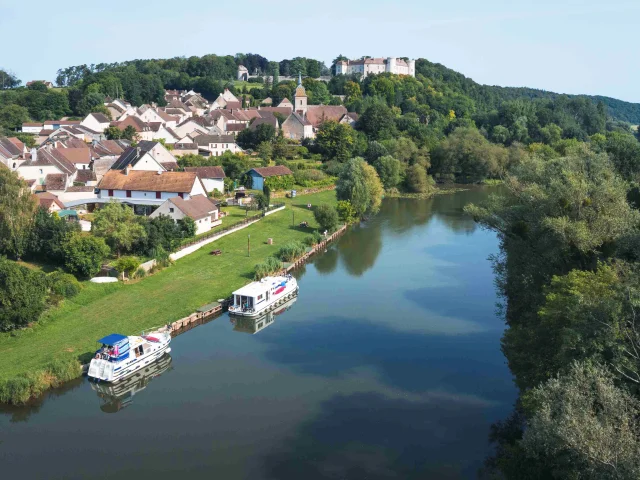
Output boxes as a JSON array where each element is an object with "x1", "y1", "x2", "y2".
[{"x1": 294, "y1": 72, "x2": 307, "y2": 116}]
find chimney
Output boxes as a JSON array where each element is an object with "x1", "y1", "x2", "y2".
[
  {"x1": 157, "y1": 169, "x2": 163, "y2": 175},
  {"x1": 125, "y1": 164, "x2": 130, "y2": 176},
  {"x1": 30, "y1": 147, "x2": 37, "y2": 163}
]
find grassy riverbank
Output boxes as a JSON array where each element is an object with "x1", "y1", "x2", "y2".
[{"x1": 0, "y1": 191, "x2": 336, "y2": 387}]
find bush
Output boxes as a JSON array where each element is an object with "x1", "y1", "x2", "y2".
[
  {"x1": 304, "y1": 231, "x2": 323, "y2": 247},
  {"x1": 294, "y1": 169, "x2": 334, "y2": 187},
  {"x1": 276, "y1": 241, "x2": 306, "y2": 262},
  {"x1": 254, "y1": 256, "x2": 282, "y2": 280},
  {"x1": 134, "y1": 267, "x2": 147, "y2": 279},
  {"x1": 313, "y1": 204, "x2": 340, "y2": 233},
  {"x1": 48, "y1": 271, "x2": 82, "y2": 298}
]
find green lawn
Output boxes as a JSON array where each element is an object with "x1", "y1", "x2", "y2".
[
  {"x1": 233, "y1": 81, "x2": 264, "y2": 91},
  {"x1": 0, "y1": 191, "x2": 337, "y2": 380}
]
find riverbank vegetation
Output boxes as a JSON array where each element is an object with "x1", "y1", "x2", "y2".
[
  {"x1": 465, "y1": 139, "x2": 640, "y2": 477},
  {"x1": 0, "y1": 191, "x2": 335, "y2": 402}
]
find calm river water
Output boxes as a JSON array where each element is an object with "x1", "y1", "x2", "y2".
[{"x1": 0, "y1": 189, "x2": 515, "y2": 479}]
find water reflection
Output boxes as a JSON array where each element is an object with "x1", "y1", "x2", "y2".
[
  {"x1": 339, "y1": 220, "x2": 383, "y2": 277},
  {"x1": 313, "y1": 246, "x2": 339, "y2": 275},
  {"x1": 91, "y1": 354, "x2": 173, "y2": 413},
  {"x1": 230, "y1": 296, "x2": 298, "y2": 334}
]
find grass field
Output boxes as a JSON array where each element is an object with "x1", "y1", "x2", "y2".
[{"x1": 0, "y1": 191, "x2": 337, "y2": 381}]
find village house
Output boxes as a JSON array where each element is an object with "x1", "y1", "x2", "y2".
[
  {"x1": 136, "y1": 140, "x2": 179, "y2": 170},
  {"x1": 150, "y1": 194, "x2": 221, "y2": 235},
  {"x1": 111, "y1": 146, "x2": 166, "y2": 173},
  {"x1": 172, "y1": 117, "x2": 211, "y2": 139},
  {"x1": 278, "y1": 98, "x2": 293, "y2": 109},
  {"x1": 250, "y1": 112, "x2": 279, "y2": 133},
  {"x1": 193, "y1": 134, "x2": 242, "y2": 156},
  {"x1": 80, "y1": 112, "x2": 111, "y2": 133},
  {"x1": 110, "y1": 116, "x2": 155, "y2": 141},
  {"x1": 26, "y1": 80, "x2": 54, "y2": 88},
  {"x1": 246, "y1": 165, "x2": 293, "y2": 190},
  {"x1": 183, "y1": 166, "x2": 226, "y2": 193},
  {"x1": 44, "y1": 120, "x2": 81, "y2": 131},
  {"x1": 51, "y1": 147, "x2": 92, "y2": 170},
  {"x1": 172, "y1": 142, "x2": 198, "y2": 157},
  {"x1": 281, "y1": 112, "x2": 313, "y2": 140},
  {"x1": 35, "y1": 191, "x2": 65, "y2": 213},
  {"x1": 0, "y1": 137, "x2": 26, "y2": 170},
  {"x1": 22, "y1": 122, "x2": 43, "y2": 134},
  {"x1": 17, "y1": 148, "x2": 77, "y2": 191},
  {"x1": 96, "y1": 169, "x2": 207, "y2": 214}
]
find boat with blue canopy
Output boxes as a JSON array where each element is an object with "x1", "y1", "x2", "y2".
[{"x1": 88, "y1": 329, "x2": 171, "y2": 383}]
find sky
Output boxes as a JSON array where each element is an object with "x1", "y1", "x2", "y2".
[{"x1": 1, "y1": 0, "x2": 639, "y2": 102}]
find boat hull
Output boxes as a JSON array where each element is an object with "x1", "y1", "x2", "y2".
[{"x1": 228, "y1": 285, "x2": 298, "y2": 317}]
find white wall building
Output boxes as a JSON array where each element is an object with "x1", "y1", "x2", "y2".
[
  {"x1": 335, "y1": 57, "x2": 416, "y2": 78},
  {"x1": 150, "y1": 194, "x2": 221, "y2": 235},
  {"x1": 183, "y1": 166, "x2": 226, "y2": 193}
]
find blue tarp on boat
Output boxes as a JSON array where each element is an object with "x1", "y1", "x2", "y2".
[{"x1": 98, "y1": 334, "x2": 128, "y2": 345}]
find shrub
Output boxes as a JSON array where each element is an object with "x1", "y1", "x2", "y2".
[
  {"x1": 134, "y1": 267, "x2": 147, "y2": 279},
  {"x1": 276, "y1": 241, "x2": 306, "y2": 262},
  {"x1": 294, "y1": 169, "x2": 334, "y2": 187},
  {"x1": 0, "y1": 258, "x2": 49, "y2": 331},
  {"x1": 0, "y1": 377, "x2": 32, "y2": 404},
  {"x1": 254, "y1": 256, "x2": 283, "y2": 280},
  {"x1": 48, "y1": 271, "x2": 82, "y2": 298},
  {"x1": 304, "y1": 231, "x2": 323, "y2": 247},
  {"x1": 313, "y1": 204, "x2": 340, "y2": 233}
]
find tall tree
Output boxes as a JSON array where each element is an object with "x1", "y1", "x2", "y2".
[{"x1": 0, "y1": 169, "x2": 38, "y2": 259}]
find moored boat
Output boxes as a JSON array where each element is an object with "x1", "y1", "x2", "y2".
[
  {"x1": 87, "y1": 331, "x2": 171, "y2": 383},
  {"x1": 228, "y1": 274, "x2": 298, "y2": 317}
]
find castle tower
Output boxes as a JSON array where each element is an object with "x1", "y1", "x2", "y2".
[
  {"x1": 294, "y1": 73, "x2": 307, "y2": 116},
  {"x1": 408, "y1": 59, "x2": 416, "y2": 77}
]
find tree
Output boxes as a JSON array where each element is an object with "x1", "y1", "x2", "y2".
[
  {"x1": 27, "y1": 207, "x2": 80, "y2": 265},
  {"x1": 0, "y1": 258, "x2": 48, "y2": 331},
  {"x1": 336, "y1": 200, "x2": 358, "y2": 224},
  {"x1": 122, "y1": 125, "x2": 138, "y2": 142},
  {"x1": 105, "y1": 126, "x2": 123, "y2": 140},
  {"x1": 313, "y1": 204, "x2": 339, "y2": 232},
  {"x1": 521, "y1": 362, "x2": 640, "y2": 479},
  {"x1": 336, "y1": 157, "x2": 384, "y2": 217},
  {"x1": 0, "y1": 104, "x2": 30, "y2": 131},
  {"x1": 257, "y1": 141, "x2": 273, "y2": 164},
  {"x1": 405, "y1": 163, "x2": 433, "y2": 193},
  {"x1": 431, "y1": 127, "x2": 508, "y2": 183},
  {"x1": 373, "y1": 155, "x2": 402, "y2": 189},
  {"x1": 92, "y1": 203, "x2": 147, "y2": 256},
  {"x1": 357, "y1": 103, "x2": 396, "y2": 140},
  {"x1": 0, "y1": 69, "x2": 21, "y2": 89},
  {"x1": 0, "y1": 169, "x2": 38, "y2": 259},
  {"x1": 114, "y1": 256, "x2": 141, "y2": 280},
  {"x1": 315, "y1": 121, "x2": 354, "y2": 162},
  {"x1": 62, "y1": 233, "x2": 110, "y2": 278}
]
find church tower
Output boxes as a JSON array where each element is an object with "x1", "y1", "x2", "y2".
[{"x1": 293, "y1": 73, "x2": 307, "y2": 116}]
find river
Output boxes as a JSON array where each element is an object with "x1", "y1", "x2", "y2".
[{"x1": 0, "y1": 188, "x2": 515, "y2": 479}]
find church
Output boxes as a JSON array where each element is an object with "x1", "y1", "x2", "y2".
[{"x1": 281, "y1": 75, "x2": 352, "y2": 141}]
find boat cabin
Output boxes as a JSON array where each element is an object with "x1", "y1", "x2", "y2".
[{"x1": 232, "y1": 277, "x2": 289, "y2": 314}]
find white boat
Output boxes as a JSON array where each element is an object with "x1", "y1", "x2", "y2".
[
  {"x1": 87, "y1": 331, "x2": 171, "y2": 383},
  {"x1": 228, "y1": 274, "x2": 298, "y2": 317}
]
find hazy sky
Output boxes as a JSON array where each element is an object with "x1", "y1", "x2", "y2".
[{"x1": 2, "y1": 0, "x2": 639, "y2": 102}]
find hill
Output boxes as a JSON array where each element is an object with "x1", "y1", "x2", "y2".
[{"x1": 415, "y1": 59, "x2": 640, "y2": 124}]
